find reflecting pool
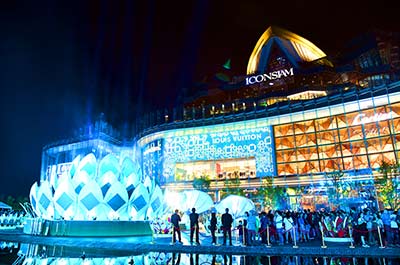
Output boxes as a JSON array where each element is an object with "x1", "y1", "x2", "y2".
[{"x1": 1, "y1": 241, "x2": 400, "y2": 265}]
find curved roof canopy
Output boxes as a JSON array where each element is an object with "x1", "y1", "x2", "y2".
[{"x1": 247, "y1": 26, "x2": 331, "y2": 74}]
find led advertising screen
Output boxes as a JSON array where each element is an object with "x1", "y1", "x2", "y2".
[{"x1": 141, "y1": 125, "x2": 275, "y2": 183}]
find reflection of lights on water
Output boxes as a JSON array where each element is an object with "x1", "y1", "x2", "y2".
[
  {"x1": 57, "y1": 259, "x2": 68, "y2": 265},
  {"x1": 82, "y1": 259, "x2": 93, "y2": 265},
  {"x1": 104, "y1": 258, "x2": 116, "y2": 265},
  {"x1": 21, "y1": 257, "x2": 141, "y2": 265}
]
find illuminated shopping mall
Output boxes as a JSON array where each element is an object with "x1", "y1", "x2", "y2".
[{"x1": 38, "y1": 26, "x2": 400, "y2": 211}]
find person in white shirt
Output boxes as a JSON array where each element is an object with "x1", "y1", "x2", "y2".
[{"x1": 283, "y1": 212, "x2": 294, "y2": 244}]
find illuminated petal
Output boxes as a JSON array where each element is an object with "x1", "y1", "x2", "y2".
[
  {"x1": 104, "y1": 181, "x2": 128, "y2": 213},
  {"x1": 69, "y1": 154, "x2": 81, "y2": 179},
  {"x1": 77, "y1": 180, "x2": 103, "y2": 220},
  {"x1": 179, "y1": 190, "x2": 213, "y2": 214},
  {"x1": 36, "y1": 181, "x2": 54, "y2": 219},
  {"x1": 215, "y1": 195, "x2": 255, "y2": 219},
  {"x1": 53, "y1": 179, "x2": 77, "y2": 219},
  {"x1": 146, "y1": 186, "x2": 164, "y2": 219},
  {"x1": 98, "y1": 154, "x2": 120, "y2": 181},
  {"x1": 128, "y1": 184, "x2": 149, "y2": 220},
  {"x1": 76, "y1": 153, "x2": 97, "y2": 179},
  {"x1": 29, "y1": 182, "x2": 40, "y2": 217}
]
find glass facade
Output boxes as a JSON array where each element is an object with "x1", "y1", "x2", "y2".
[
  {"x1": 138, "y1": 87, "x2": 400, "y2": 190},
  {"x1": 275, "y1": 104, "x2": 400, "y2": 176},
  {"x1": 41, "y1": 86, "x2": 400, "y2": 195}
]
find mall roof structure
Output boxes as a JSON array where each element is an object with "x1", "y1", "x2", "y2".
[{"x1": 247, "y1": 26, "x2": 333, "y2": 74}]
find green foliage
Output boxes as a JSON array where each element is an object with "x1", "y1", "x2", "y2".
[
  {"x1": 221, "y1": 174, "x2": 244, "y2": 199},
  {"x1": 377, "y1": 161, "x2": 400, "y2": 210},
  {"x1": 257, "y1": 178, "x2": 286, "y2": 210},
  {"x1": 0, "y1": 195, "x2": 29, "y2": 210},
  {"x1": 327, "y1": 170, "x2": 344, "y2": 205},
  {"x1": 192, "y1": 175, "x2": 211, "y2": 191}
]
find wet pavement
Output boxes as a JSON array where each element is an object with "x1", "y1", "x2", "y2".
[{"x1": 0, "y1": 228, "x2": 399, "y2": 258}]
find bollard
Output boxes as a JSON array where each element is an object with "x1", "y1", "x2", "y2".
[
  {"x1": 319, "y1": 222, "x2": 327, "y2": 248},
  {"x1": 170, "y1": 228, "x2": 174, "y2": 245},
  {"x1": 266, "y1": 225, "x2": 272, "y2": 247},
  {"x1": 235, "y1": 227, "x2": 238, "y2": 246},
  {"x1": 242, "y1": 225, "x2": 245, "y2": 246},
  {"x1": 349, "y1": 227, "x2": 355, "y2": 248},
  {"x1": 292, "y1": 227, "x2": 299, "y2": 248},
  {"x1": 377, "y1": 225, "x2": 385, "y2": 249},
  {"x1": 320, "y1": 225, "x2": 327, "y2": 248}
]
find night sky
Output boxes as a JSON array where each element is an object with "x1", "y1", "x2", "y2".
[{"x1": 0, "y1": 0, "x2": 398, "y2": 198}]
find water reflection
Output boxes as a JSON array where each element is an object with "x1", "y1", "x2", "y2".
[
  {"x1": 0, "y1": 241, "x2": 18, "y2": 252},
  {"x1": 1, "y1": 242, "x2": 399, "y2": 265}
]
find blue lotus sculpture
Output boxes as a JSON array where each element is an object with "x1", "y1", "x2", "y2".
[{"x1": 29, "y1": 153, "x2": 164, "y2": 221}]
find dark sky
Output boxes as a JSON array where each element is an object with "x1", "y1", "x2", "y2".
[{"x1": 0, "y1": 0, "x2": 398, "y2": 198}]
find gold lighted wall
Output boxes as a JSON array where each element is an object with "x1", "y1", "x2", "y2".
[{"x1": 275, "y1": 103, "x2": 400, "y2": 176}]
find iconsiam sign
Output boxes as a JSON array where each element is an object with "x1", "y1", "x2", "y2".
[
  {"x1": 29, "y1": 153, "x2": 165, "y2": 222},
  {"x1": 245, "y1": 67, "x2": 294, "y2": 85}
]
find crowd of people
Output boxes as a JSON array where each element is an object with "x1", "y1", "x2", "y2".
[{"x1": 170, "y1": 206, "x2": 400, "y2": 248}]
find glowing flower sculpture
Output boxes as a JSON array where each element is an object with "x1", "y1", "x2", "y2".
[{"x1": 29, "y1": 153, "x2": 164, "y2": 221}]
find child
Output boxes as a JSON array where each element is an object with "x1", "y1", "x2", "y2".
[{"x1": 237, "y1": 220, "x2": 244, "y2": 245}]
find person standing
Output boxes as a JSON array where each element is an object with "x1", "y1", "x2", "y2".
[
  {"x1": 274, "y1": 211, "x2": 284, "y2": 245},
  {"x1": 221, "y1": 208, "x2": 233, "y2": 246},
  {"x1": 259, "y1": 211, "x2": 269, "y2": 244},
  {"x1": 283, "y1": 212, "x2": 294, "y2": 244},
  {"x1": 246, "y1": 210, "x2": 257, "y2": 246},
  {"x1": 236, "y1": 220, "x2": 244, "y2": 245},
  {"x1": 357, "y1": 212, "x2": 370, "y2": 247},
  {"x1": 210, "y1": 212, "x2": 218, "y2": 245},
  {"x1": 189, "y1": 208, "x2": 200, "y2": 245},
  {"x1": 171, "y1": 209, "x2": 182, "y2": 244},
  {"x1": 243, "y1": 211, "x2": 249, "y2": 245}
]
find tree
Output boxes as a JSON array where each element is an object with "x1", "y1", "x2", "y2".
[
  {"x1": 377, "y1": 161, "x2": 400, "y2": 210},
  {"x1": 257, "y1": 178, "x2": 286, "y2": 210},
  {"x1": 327, "y1": 170, "x2": 344, "y2": 208},
  {"x1": 222, "y1": 174, "x2": 244, "y2": 199},
  {"x1": 192, "y1": 175, "x2": 211, "y2": 191},
  {"x1": 0, "y1": 195, "x2": 29, "y2": 210}
]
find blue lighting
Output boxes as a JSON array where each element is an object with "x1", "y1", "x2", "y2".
[
  {"x1": 81, "y1": 193, "x2": 100, "y2": 211},
  {"x1": 142, "y1": 125, "x2": 276, "y2": 183},
  {"x1": 132, "y1": 195, "x2": 147, "y2": 211},
  {"x1": 56, "y1": 193, "x2": 74, "y2": 211},
  {"x1": 108, "y1": 194, "x2": 126, "y2": 212}
]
